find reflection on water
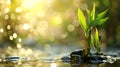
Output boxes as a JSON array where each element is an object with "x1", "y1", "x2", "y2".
[
  {"x1": 51, "y1": 63, "x2": 57, "y2": 67},
  {"x1": 0, "y1": 45, "x2": 120, "y2": 67},
  {"x1": 0, "y1": 59, "x2": 120, "y2": 67}
]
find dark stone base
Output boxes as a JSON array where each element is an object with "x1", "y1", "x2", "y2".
[{"x1": 70, "y1": 49, "x2": 116, "y2": 64}]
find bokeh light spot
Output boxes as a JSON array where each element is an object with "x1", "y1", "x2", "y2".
[
  {"x1": 61, "y1": 32, "x2": 68, "y2": 38},
  {"x1": 0, "y1": 28, "x2": 4, "y2": 33},
  {"x1": 4, "y1": 8, "x2": 9, "y2": 13},
  {"x1": 10, "y1": 13, "x2": 16, "y2": 20},
  {"x1": 22, "y1": 0, "x2": 35, "y2": 9},
  {"x1": 26, "y1": 48, "x2": 33, "y2": 55},
  {"x1": 23, "y1": 23, "x2": 29, "y2": 30},
  {"x1": 7, "y1": 25, "x2": 11, "y2": 30},
  {"x1": 53, "y1": 16, "x2": 63, "y2": 25},
  {"x1": 6, "y1": 0, "x2": 11, "y2": 5},
  {"x1": 9, "y1": 35, "x2": 13, "y2": 40},
  {"x1": 67, "y1": 24, "x2": 75, "y2": 32},
  {"x1": 18, "y1": 38, "x2": 22, "y2": 42},
  {"x1": 5, "y1": 15, "x2": 9, "y2": 20},
  {"x1": 17, "y1": 43, "x2": 22, "y2": 49},
  {"x1": 15, "y1": 7, "x2": 22, "y2": 13},
  {"x1": 13, "y1": 33, "x2": 17, "y2": 38}
]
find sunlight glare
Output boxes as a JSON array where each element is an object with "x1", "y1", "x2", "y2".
[
  {"x1": 15, "y1": 7, "x2": 22, "y2": 13},
  {"x1": 6, "y1": 0, "x2": 11, "y2": 5},
  {"x1": 53, "y1": 16, "x2": 63, "y2": 24},
  {"x1": 22, "y1": 0, "x2": 35, "y2": 9}
]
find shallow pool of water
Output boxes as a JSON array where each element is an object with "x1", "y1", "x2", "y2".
[{"x1": 0, "y1": 59, "x2": 120, "y2": 67}]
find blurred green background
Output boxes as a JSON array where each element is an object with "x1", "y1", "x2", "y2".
[{"x1": 0, "y1": 0, "x2": 120, "y2": 56}]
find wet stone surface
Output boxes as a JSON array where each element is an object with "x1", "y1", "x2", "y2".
[
  {"x1": 69, "y1": 49, "x2": 117, "y2": 64},
  {"x1": 0, "y1": 46, "x2": 120, "y2": 67}
]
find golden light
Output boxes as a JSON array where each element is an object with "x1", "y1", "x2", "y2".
[
  {"x1": 22, "y1": 0, "x2": 35, "y2": 9},
  {"x1": 0, "y1": 12, "x2": 2, "y2": 16},
  {"x1": 36, "y1": 20, "x2": 48, "y2": 37},
  {"x1": 13, "y1": 33, "x2": 17, "y2": 38},
  {"x1": 15, "y1": 7, "x2": 22, "y2": 13},
  {"x1": 37, "y1": 11, "x2": 45, "y2": 18},
  {"x1": 52, "y1": 15, "x2": 63, "y2": 25},
  {"x1": 21, "y1": 0, "x2": 45, "y2": 10},
  {"x1": 39, "y1": 20, "x2": 48, "y2": 30},
  {"x1": 6, "y1": 0, "x2": 11, "y2": 5},
  {"x1": 4, "y1": 8, "x2": 9, "y2": 13},
  {"x1": 50, "y1": 63, "x2": 57, "y2": 67},
  {"x1": 23, "y1": 23, "x2": 29, "y2": 30}
]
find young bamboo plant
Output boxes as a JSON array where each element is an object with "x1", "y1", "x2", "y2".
[{"x1": 78, "y1": 4, "x2": 108, "y2": 56}]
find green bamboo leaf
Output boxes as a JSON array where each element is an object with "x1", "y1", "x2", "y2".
[
  {"x1": 90, "y1": 35, "x2": 94, "y2": 47},
  {"x1": 94, "y1": 29, "x2": 100, "y2": 52},
  {"x1": 91, "y1": 4, "x2": 95, "y2": 20},
  {"x1": 95, "y1": 28, "x2": 99, "y2": 45},
  {"x1": 86, "y1": 9, "x2": 91, "y2": 23},
  {"x1": 98, "y1": 17, "x2": 109, "y2": 25},
  {"x1": 88, "y1": 19, "x2": 97, "y2": 27},
  {"x1": 96, "y1": 9, "x2": 108, "y2": 21},
  {"x1": 88, "y1": 9, "x2": 108, "y2": 27},
  {"x1": 78, "y1": 8, "x2": 87, "y2": 32}
]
